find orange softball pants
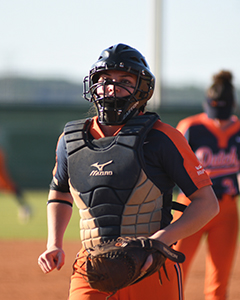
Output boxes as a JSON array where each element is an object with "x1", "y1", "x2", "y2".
[
  {"x1": 68, "y1": 249, "x2": 184, "y2": 300},
  {"x1": 173, "y1": 194, "x2": 239, "y2": 300}
]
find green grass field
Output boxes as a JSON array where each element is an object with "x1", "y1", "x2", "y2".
[
  {"x1": 1, "y1": 190, "x2": 239, "y2": 241},
  {"x1": 0, "y1": 190, "x2": 80, "y2": 240}
]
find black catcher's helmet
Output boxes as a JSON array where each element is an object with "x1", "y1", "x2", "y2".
[{"x1": 83, "y1": 44, "x2": 155, "y2": 125}]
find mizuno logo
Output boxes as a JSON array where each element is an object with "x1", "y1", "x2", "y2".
[
  {"x1": 90, "y1": 160, "x2": 113, "y2": 176},
  {"x1": 91, "y1": 160, "x2": 113, "y2": 171}
]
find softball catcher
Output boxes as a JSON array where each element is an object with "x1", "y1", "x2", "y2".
[{"x1": 38, "y1": 44, "x2": 219, "y2": 300}]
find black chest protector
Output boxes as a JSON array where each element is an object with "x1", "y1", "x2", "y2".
[{"x1": 64, "y1": 113, "x2": 163, "y2": 248}]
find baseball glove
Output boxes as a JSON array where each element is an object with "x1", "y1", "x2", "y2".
[{"x1": 78, "y1": 237, "x2": 185, "y2": 296}]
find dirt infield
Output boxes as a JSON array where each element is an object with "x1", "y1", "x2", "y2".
[{"x1": 0, "y1": 240, "x2": 239, "y2": 300}]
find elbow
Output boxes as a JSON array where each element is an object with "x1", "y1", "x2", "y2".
[{"x1": 205, "y1": 186, "x2": 220, "y2": 219}]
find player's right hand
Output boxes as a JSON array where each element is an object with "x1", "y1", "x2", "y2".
[{"x1": 38, "y1": 246, "x2": 65, "y2": 273}]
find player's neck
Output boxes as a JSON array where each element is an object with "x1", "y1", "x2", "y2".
[
  {"x1": 99, "y1": 123, "x2": 123, "y2": 137},
  {"x1": 212, "y1": 118, "x2": 234, "y2": 130}
]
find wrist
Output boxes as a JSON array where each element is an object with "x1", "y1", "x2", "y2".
[
  {"x1": 47, "y1": 240, "x2": 63, "y2": 250},
  {"x1": 149, "y1": 229, "x2": 173, "y2": 246}
]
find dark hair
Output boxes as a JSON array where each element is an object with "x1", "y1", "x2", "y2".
[
  {"x1": 207, "y1": 70, "x2": 234, "y2": 101},
  {"x1": 204, "y1": 70, "x2": 235, "y2": 120}
]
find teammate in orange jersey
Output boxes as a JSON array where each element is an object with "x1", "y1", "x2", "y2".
[
  {"x1": 38, "y1": 44, "x2": 219, "y2": 300},
  {"x1": 0, "y1": 147, "x2": 31, "y2": 222},
  {"x1": 174, "y1": 70, "x2": 239, "y2": 300}
]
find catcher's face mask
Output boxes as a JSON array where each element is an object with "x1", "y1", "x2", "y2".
[
  {"x1": 88, "y1": 70, "x2": 138, "y2": 125},
  {"x1": 83, "y1": 43, "x2": 155, "y2": 125}
]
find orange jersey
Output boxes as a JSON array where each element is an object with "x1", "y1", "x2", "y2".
[{"x1": 177, "y1": 113, "x2": 240, "y2": 199}]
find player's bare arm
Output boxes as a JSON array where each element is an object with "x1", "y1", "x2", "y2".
[
  {"x1": 141, "y1": 185, "x2": 219, "y2": 272},
  {"x1": 38, "y1": 190, "x2": 73, "y2": 273},
  {"x1": 150, "y1": 185, "x2": 219, "y2": 246}
]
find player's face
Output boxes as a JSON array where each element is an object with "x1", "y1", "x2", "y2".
[{"x1": 96, "y1": 70, "x2": 137, "y2": 98}]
